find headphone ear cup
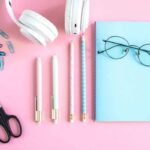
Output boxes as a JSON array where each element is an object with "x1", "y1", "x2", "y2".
[
  {"x1": 5, "y1": 0, "x2": 58, "y2": 46},
  {"x1": 20, "y1": 26, "x2": 47, "y2": 47},
  {"x1": 19, "y1": 10, "x2": 58, "y2": 43},
  {"x1": 81, "y1": 0, "x2": 89, "y2": 33},
  {"x1": 65, "y1": 0, "x2": 73, "y2": 34},
  {"x1": 65, "y1": 0, "x2": 89, "y2": 34}
]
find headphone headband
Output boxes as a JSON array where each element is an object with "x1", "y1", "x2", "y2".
[{"x1": 5, "y1": 0, "x2": 21, "y2": 26}]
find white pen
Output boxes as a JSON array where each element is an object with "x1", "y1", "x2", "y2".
[
  {"x1": 51, "y1": 55, "x2": 59, "y2": 123},
  {"x1": 35, "y1": 57, "x2": 42, "y2": 123},
  {"x1": 69, "y1": 41, "x2": 74, "y2": 122}
]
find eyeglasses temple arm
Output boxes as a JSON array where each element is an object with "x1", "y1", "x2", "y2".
[
  {"x1": 97, "y1": 42, "x2": 123, "y2": 54},
  {"x1": 99, "y1": 39, "x2": 150, "y2": 56},
  {"x1": 139, "y1": 49, "x2": 150, "y2": 55}
]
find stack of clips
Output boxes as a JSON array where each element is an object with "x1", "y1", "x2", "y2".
[{"x1": 0, "y1": 29, "x2": 15, "y2": 70}]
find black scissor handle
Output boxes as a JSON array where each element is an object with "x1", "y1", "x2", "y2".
[
  {"x1": 0, "y1": 122, "x2": 11, "y2": 143},
  {"x1": 0, "y1": 106, "x2": 22, "y2": 143},
  {"x1": 6, "y1": 115, "x2": 22, "y2": 138}
]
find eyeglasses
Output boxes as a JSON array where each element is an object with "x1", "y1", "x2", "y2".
[{"x1": 97, "y1": 36, "x2": 150, "y2": 67}]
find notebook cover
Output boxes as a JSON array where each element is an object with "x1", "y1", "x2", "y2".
[{"x1": 95, "y1": 21, "x2": 150, "y2": 122}]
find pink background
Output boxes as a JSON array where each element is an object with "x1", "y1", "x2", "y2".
[{"x1": 1, "y1": 0, "x2": 150, "y2": 149}]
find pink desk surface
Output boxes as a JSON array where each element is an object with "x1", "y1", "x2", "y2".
[{"x1": 1, "y1": 0, "x2": 150, "y2": 149}]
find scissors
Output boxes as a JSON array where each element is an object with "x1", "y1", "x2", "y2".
[{"x1": 0, "y1": 104, "x2": 22, "y2": 143}]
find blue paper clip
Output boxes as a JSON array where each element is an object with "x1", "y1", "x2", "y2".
[
  {"x1": 0, "y1": 52, "x2": 6, "y2": 56},
  {"x1": 0, "y1": 57, "x2": 4, "y2": 70},
  {"x1": 0, "y1": 29, "x2": 14, "y2": 71},
  {"x1": 0, "y1": 30, "x2": 9, "y2": 39},
  {"x1": 6, "y1": 41, "x2": 15, "y2": 53}
]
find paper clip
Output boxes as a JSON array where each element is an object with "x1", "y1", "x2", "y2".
[
  {"x1": 0, "y1": 57, "x2": 4, "y2": 70},
  {"x1": 0, "y1": 52, "x2": 6, "y2": 56},
  {"x1": 0, "y1": 29, "x2": 14, "y2": 70},
  {"x1": 6, "y1": 41, "x2": 15, "y2": 53},
  {"x1": 0, "y1": 44, "x2": 3, "y2": 48},
  {"x1": 0, "y1": 29, "x2": 9, "y2": 39}
]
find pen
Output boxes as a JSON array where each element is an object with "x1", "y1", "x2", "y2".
[
  {"x1": 35, "y1": 57, "x2": 42, "y2": 123},
  {"x1": 51, "y1": 55, "x2": 59, "y2": 123},
  {"x1": 81, "y1": 34, "x2": 87, "y2": 122},
  {"x1": 69, "y1": 41, "x2": 74, "y2": 122}
]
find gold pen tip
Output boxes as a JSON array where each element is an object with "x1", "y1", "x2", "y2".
[
  {"x1": 51, "y1": 109, "x2": 59, "y2": 123},
  {"x1": 35, "y1": 111, "x2": 42, "y2": 123},
  {"x1": 81, "y1": 113, "x2": 87, "y2": 122},
  {"x1": 69, "y1": 114, "x2": 74, "y2": 123},
  {"x1": 53, "y1": 119, "x2": 58, "y2": 124}
]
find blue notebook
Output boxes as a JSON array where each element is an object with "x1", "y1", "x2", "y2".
[{"x1": 95, "y1": 21, "x2": 150, "y2": 122}]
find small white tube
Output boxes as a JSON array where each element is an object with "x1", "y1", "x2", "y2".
[
  {"x1": 70, "y1": 41, "x2": 74, "y2": 122},
  {"x1": 35, "y1": 57, "x2": 42, "y2": 123},
  {"x1": 52, "y1": 55, "x2": 59, "y2": 123}
]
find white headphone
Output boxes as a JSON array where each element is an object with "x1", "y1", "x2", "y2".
[
  {"x1": 65, "y1": 0, "x2": 89, "y2": 35},
  {"x1": 5, "y1": 0, "x2": 58, "y2": 47}
]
